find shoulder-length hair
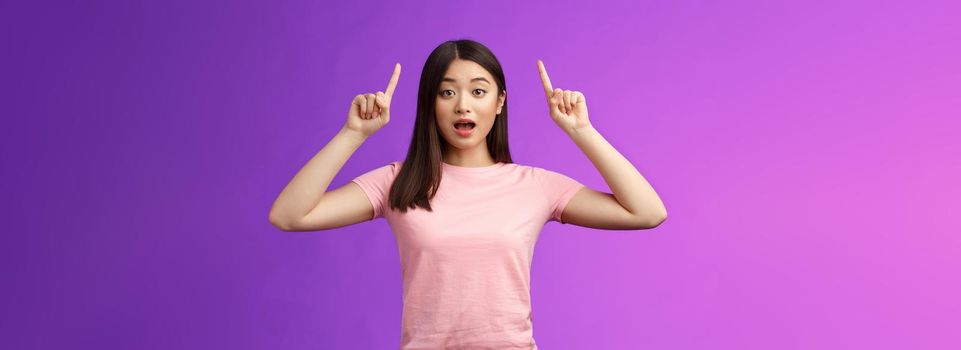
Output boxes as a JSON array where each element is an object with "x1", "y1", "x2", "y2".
[{"x1": 388, "y1": 39, "x2": 513, "y2": 213}]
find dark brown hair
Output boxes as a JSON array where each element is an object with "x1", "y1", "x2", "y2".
[{"x1": 387, "y1": 39, "x2": 513, "y2": 213}]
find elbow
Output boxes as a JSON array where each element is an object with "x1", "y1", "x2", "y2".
[
  {"x1": 651, "y1": 211, "x2": 667, "y2": 228},
  {"x1": 635, "y1": 210, "x2": 667, "y2": 230},
  {"x1": 268, "y1": 211, "x2": 294, "y2": 232}
]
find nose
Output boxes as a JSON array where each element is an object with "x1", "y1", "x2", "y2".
[{"x1": 455, "y1": 97, "x2": 470, "y2": 115}]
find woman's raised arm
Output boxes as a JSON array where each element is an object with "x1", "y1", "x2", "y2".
[{"x1": 268, "y1": 63, "x2": 400, "y2": 231}]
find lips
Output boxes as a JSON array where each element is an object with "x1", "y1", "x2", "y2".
[
  {"x1": 453, "y1": 117, "x2": 476, "y2": 135},
  {"x1": 453, "y1": 117, "x2": 476, "y2": 128},
  {"x1": 452, "y1": 119, "x2": 476, "y2": 137},
  {"x1": 453, "y1": 121, "x2": 476, "y2": 129}
]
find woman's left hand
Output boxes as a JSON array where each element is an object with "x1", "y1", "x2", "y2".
[{"x1": 537, "y1": 59, "x2": 593, "y2": 134}]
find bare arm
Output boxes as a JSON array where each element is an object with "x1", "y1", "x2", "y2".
[
  {"x1": 563, "y1": 126, "x2": 668, "y2": 228},
  {"x1": 537, "y1": 60, "x2": 667, "y2": 229},
  {"x1": 268, "y1": 126, "x2": 368, "y2": 230},
  {"x1": 269, "y1": 63, "x2": 401, "y2": 231}
]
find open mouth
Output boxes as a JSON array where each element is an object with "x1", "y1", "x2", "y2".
[
  {"x1": 453, "y1": 122, "x2": 476, "y2": 137},
  {"x1": 454, "y1": 122, "x2": 476, "y2": 130}
]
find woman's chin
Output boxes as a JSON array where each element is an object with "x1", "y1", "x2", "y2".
[{"x1": 445, "y1": 135, "x2": 483, "y2": 148}]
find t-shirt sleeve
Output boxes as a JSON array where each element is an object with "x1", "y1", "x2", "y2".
[
  {"x1": 533, "y1": 167, "x2": 586, "y2": 224},
  {"x1": 349, "y1": 161, "x2": 401, "y2": 221}
]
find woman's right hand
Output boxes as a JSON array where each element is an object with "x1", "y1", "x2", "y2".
[{"x1": 345, "y1": 63, "x2": 401, "y2": 138}]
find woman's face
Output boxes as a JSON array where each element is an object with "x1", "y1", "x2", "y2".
[{"x1": 435, "y1": 59, "x2": 505, "y2": 149}]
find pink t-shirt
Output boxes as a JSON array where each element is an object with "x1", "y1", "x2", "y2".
[{"x1": 351, "y1": 160, "x2": 585, "y2": 349}]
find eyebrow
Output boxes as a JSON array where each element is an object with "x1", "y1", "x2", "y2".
[{"x1": 441, "y1": 77, "x2": 491, "y2": 84}]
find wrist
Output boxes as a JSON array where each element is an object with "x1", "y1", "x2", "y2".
[
  {"x1": 339, "y1": 126, "x2": 369, "y2": 143},
  {"x1": 566, "y1": 124, "x2": 597, "y2": 139}
]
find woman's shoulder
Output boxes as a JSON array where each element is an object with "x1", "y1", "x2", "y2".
[
  {"x1": 355, "y1": 160, "x2": 403, "y2": 180},
  {"x1": 503, "y1": 162, "x2": 557, "y2": 182},
  {"x1": 507, "y1": 161, "x2": 550, "y2": 173},
  {"x1": 516, "y1": 163, "x2": 581, "y2": 184}
]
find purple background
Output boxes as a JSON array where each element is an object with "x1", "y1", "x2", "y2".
[{"x1": 3, "y1": 0, "x2": 959, "y2": 349}]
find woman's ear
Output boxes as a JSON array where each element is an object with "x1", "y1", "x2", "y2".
[{"x1": 497, "y1": 90, "x2": 506, "y2": 115}]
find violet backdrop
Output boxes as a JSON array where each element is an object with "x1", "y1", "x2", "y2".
[{"x1": 3, "y1": 0, "x2": 959, "y2": 349}]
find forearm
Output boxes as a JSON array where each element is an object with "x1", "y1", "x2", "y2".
[
  {"x1": 269, "y1": 126, "x2": 368, "y2": 225},
  {"x1": 567, "y1": 125, "x2": 667, "y2": 221}
]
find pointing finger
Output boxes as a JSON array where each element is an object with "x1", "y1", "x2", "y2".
[
  {"x1": 385, "y1": 62, "x2": 401, "y2": 97},
  {"x1": 537, "y1": 60, "x2": 553, "y2": 99}
]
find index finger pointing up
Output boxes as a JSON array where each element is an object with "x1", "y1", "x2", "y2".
[
  {"x1": 385, "y1": 62, "x2": 401, "y2": 97},
  {"x1": 537, "y1": 59, "x2": 553, "y2": 98}
]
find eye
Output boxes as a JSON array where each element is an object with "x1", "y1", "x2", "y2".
[
  {"x1": 473, "y1": 89, "x2": 486, "y2": 96},
  {"x1": 439, "y1": 90, "x2": 453, "y2": 97}
]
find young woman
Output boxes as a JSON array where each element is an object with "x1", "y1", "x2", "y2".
[{"x1": 269, "y1": 39, "x2": 667, "y2": 349}]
